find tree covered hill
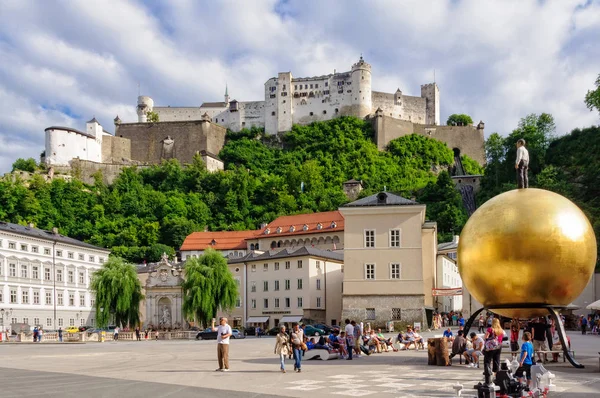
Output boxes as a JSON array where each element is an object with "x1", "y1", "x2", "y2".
[{"x1": 1, "y1": 116, "x2": 474, "y2": 263}]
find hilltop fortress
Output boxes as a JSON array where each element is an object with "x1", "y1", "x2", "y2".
[{"x1": 43, "y1": 57, "x2": 485, "y2": 184}]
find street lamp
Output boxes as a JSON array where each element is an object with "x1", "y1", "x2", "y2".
[{"x1": 0, "y1": 308, "x2": 14, "y2": 332}]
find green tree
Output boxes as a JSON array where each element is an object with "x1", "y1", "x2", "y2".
[
  {"x1": 146, "y1": 111, "x2": 160, "y2": 122},
  {"x1": 461, "y1": 155, "x2": 484, "y2": 175},
  {"x1": 585, "y1": 73, "x2": 600, "y2": 116},
  {"x1": 181, "y1": 249, "x2": 238, "y2": 327},
  {"x1": 91, "y1": 256, "x2": 144, "y2": 327},
  {"x1": 446, "y1": 114, "x2": 473, "y2": 126},
  {"x1": 12, "y1": 158, "x2": 37, "y2": 173}
]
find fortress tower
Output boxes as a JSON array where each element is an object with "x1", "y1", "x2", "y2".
[
  {"x1": 420, "y1": 83, "x2": 439, "y2": 125},
  {"x1": 137, "y1": 96, "x2": 154, "y2": 122},
  {"x1": 351, "y1": 56, "x2": 372, "y2": 119}
]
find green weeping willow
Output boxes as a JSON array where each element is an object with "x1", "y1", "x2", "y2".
[
  {"x1": 91, "y1": 256, "x2": 144, "y2": 327},
  {"x1": 182, "y1": 249, "x2": 238, "y2": 328}
]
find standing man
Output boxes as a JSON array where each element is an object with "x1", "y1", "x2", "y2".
[
  {"x1": 531, "y1": 317, "x2": 550, "y2": 363},
  {"x1": 58, "y1": 327, "x2": 63, "y2": 343},
  {"x1": 290, "y1": 323, "x2": 305, "y2": 372},
  {"x1": 114, "y1": 326, "x2": 119, "y2": 341},
  {"x1": 212, "y1": 317, "x2": 232, "y2": 372},
  {"x1": 515, "y1": 138, "x2": 529, "y2": 189},
  {"x1": 344, "y1": 319, "x2": 354, "y2": 360}
]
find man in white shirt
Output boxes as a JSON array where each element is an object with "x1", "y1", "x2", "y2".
[
  {"x1": 344, "y1": 319, "x2": 354, "y2": 360},
  {"x1": 464, "y1": 332, "x2": 484, "y2": 367},
  {"x1": 212, "y1": 317, "x2": 232, "y2": 372},
  {"x1": 515, "y1": 138, "x2": 530, "y2": 189}
]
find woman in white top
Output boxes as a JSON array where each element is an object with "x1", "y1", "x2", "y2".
[{"x1": 274, "y1": 326, "x2": 290, "y2": 373}]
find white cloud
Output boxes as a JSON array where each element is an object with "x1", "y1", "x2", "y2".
[{"x1": 0, "y1": 0, "x2": 599, "y2": 173}]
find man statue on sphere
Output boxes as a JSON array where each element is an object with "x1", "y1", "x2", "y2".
[{"x1": 515, "y1": 139, "x2": 529, "y2": 189}]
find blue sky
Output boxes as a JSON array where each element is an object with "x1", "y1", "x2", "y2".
[{"x1": 1, "y1": 0, "x2": 599, "y2": 173}]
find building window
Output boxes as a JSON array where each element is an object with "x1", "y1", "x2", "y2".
[
  {"x1": 99, "y1": 257, "x2": 105, "y2": 264},
  {"x1": 10, "y1": 289, "x2": 17, "y2": 304},
  {"x1": 263, "y1": 281, "x2": 269, "y2": 292},
  {"x1": 8, "y1": 242, "x2": 15, "y2": 249},
  {"x1": 79, "y1": 294, "x2": 85, "y2": 307},
  {"x1": 46, "y1": 318, "x2": 52, "y2": 327},
  {"x1": 263, "y1": 263, "x2": 268, "y2": 271},
  {"x1": 274, "y1": 280, "x2": 280, "y2": 291},
  {"x1": 20, "y1": 244, "x2": 28, "y2": 251},
  {"x1": 80, "y1": 319, "x2": 85, "y2": 326},
  {"x1": 316, "y1": 297, "x2": 322, "y2": 308},
  {"x1": 285, "y1": 279, "x2": 290, "y2": 290},
  {"x1": 251, "y1": 264, "x2": 256, "y2": 272},
  {"x1": 263, "y1": 298, "x2": 269, "y2": 309},
  {"x1": 297, "y1": 260, "x2": 302, "y2": 269},
  {"x1": 68, "y1": 252, "x2": 74, "y2": 259},
  {"x1": 274, "y1": 298, "x2": 280, "y2": 308},
  {"x1": 364, "y1": 230, "x2": 375, "y2": 248},
  {"x1": 9, "y1": 263, "x2": 16, "y2": 277},
  {"x1": 32, "y1": 266, "x2": 39, "y2": 279},
  {"x1": 309, "y1": 112, "x2": 314, "y2": 116},
  {"x1": 22, "y1": 290, "x2": 29, "y2": 304},
  {"x1": 79, "y1": 272, "x2": 85, "y2": 284},
  {"x1": 390, "y1": 263, "x2": 401, "y2": 279},
  {"x1": 56, "y1": 269, "x2": 63, "y2": 282},
  {"x1": 297, "y1": 279, "x2": 303, "y2": 290},
  {"x1": 89, "y1": 256, "x2": 95, "y2": 262},
  {"x1": 69, "y1": 318, "x2": 75, "y2": 326},
  {"x1": 45, "y1": 292, "x2": 52, "y2": 305},
  {"x1": 297, "y1": 297, "x2": 303, "y2": 308},
  {"x1": 56, "y1": 250, "x2": 62, "y2": 257},
  {"x1": 285, "y1": 261, "x2": 290, "y2": 270},
  {"x1": 285, "y1": 297, "x2": 290, "y2": 308},
  {"x1": 57, "y1": 292, "x2": 63, "y2": 306},
  {"x1": 68, "y1": 270, "x2": 74, "y2": 283},
  {"x1": 58, "y1": 318, "x2": 64, "y2": 327},
  {"x1": 34, "y1": 317, "x2": 39, "y2": 326},
  {"x1": 274, "y1": 262, "x2": 279, "y2": 271},
  {"x1": 316, "y1": 279, "x2": 321, "y2": 290},
  {"x1": 0, "y1": 291, "x2": 2, "y2": 302},
  {"x1": 23, "y1": 317, "x2": 29, "y2": 325},
  {"x1": 251, "y1": 281, "x2": 256, "y2": 293},
  {"x1": 316, "y1": 261, "x2": 321, "y2": 269},
  {"x1": 235, "y1": 297, "x2": 241, "y2": 308},
  {"x1": 251, "y1": 299, "x2": 256, "y2": 309},
  {"x1": 365, "y1": 264, "x2": 375, "y2": 280},
  {"x1": 11, "y1": 317, "x2": 17, "y2": 324},
  {"x1": 366, "y1": 308, "x2": 376, "y2": 320},
  {"x1": 390, "y1": 229, "x2": 401, "y2": 247},
  {"x1": 44, "y1": 248, "x2": 50, "y2": 255},
  {"x1": 91, "y1": 297, "x2": 95, "y2": 307},
  {"x1": 32, "y1": 246, "x2": 38, "y2": 253},
  {"x1": 33, "y1": 291, "x2": 40, "y2": 304},
  {"x1": 20, "y1": 265, "x2": 28, "y2": 278},
  {"x1": 79, "y1": 254, "x2": 84, "y2": 261},
  {"x1": 44, "y1": 268, "x2": 51, "y2": 281}
]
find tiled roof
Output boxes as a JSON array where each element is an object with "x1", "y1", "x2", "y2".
[
  {"x1": 44, "y1": 126, "x2": 95, "y2": 140},
  {"x1": 200, "y1": 102, "x2": 227, "y2": 108},
  {"x1": 343, "y1": 192, "x2": 418, "y2": 207},
  {"x1": 180, "y1": 230, "x2": 260, "y2": 251},
  {"x1": 255, "y1": 210, "x2": 344, "y2": 238},
  {"x1": 228, "y1": 246, "x2": 343, "y2": 264},
  {"x1": 0, "y1": 221, "x2": 109, "y2": 252}
]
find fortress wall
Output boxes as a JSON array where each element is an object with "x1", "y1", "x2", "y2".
[
  {"x1": 414, "y1": 124, "x2": 485, "y2": 165},
  {"x1": 154, "y1": 107, "x2": 205, "y2": 122},
  {"x1": 402, "y1": 96, "x2": 427, "y2": 124},
  {"x1": 101, "y1": 136, "x2": 131, "y2": 163},
  {"x1": 69, "y1": 159, "x2": 148, "y2": 185},
  {"x1": 372, "y1": 115, "x2": 414, "y2": 150},
  {"x1": 116, "y1": 120, "x2": 226, "y2": 165}
]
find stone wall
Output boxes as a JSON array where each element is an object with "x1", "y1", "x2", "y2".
[
  {"x1": 116, "y1": 120, "x2": 226, "y2": 165},
  {"x1": 341, "y1": 294, "x2": 427, "y2": 328},
  {"x1": 70, "y1": 159, "x2": 148, "y2": 185},
  {"x1": 101, "y1": 135, "x2": 131, "y2": 163}
]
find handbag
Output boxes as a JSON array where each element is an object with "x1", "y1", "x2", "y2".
[{"x1": 300, "y1": 342, "x2": 308, "y2": 351}]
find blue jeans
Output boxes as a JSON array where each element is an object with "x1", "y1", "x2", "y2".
[
  {"x1": 279, "y1": 353, "x2": 286, "y2": 370},
  {"x1": 293, "y1": 347, "x2": 302, "y2": 370}
]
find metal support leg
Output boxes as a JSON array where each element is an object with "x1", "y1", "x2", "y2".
[
  {"x1": 464, "y1": 307, "x2": 485, "y2": 338},
  {"x1": 547, "y1": 307, "x2": 584, "y2": 369}
]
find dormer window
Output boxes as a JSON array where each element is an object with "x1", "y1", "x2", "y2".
[
  {"x1": 264, "y1": 228, "x2": 270, "y2": 235},
  {"x1": 276, "y1": 227, "x2": 282, "y2": 234},
  {"x1": 331, "y1": 221, "x2": 337, "y2": 228},
  {"x1": 211, "y1": 239, "x2": 217, "y2": 246},
  {"x1": 303, "y1": 224, "x2": 309, "y2": 231},
  {"x1": 289, "y1": 226, "x2": 295, "y2": 232},
  {"x1": 316, "y1": 223, "x2": 323, "y2": 230}
]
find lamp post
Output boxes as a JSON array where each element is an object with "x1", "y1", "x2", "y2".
[{"x1": 1, "y1": 308, "x2": 13, "y2": 338}]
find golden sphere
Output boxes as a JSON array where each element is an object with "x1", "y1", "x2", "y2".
[{"x1": 458, "y1": 188, "x2": 597, "y2": 318}]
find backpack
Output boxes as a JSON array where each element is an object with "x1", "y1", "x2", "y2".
[{"x1": 484, "y1": 331, "x2": 501, "y2": 351}]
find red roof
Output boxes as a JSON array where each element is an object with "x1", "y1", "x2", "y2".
[
  {"x1": 180, "y1": 230, "x2": 260, "y2": 251},
  {"x1": 255, "y1": 210, "x2": 344, "y2": 238}
]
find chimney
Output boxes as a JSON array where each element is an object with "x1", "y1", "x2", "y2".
[
  {"x1": 28, "y1": 222, "x2": 34, "y2": 228},
  {"x1": 204, "y1": 226, "x2": 209, "y2": 232},
  {"x1": 52, "y1": 227, "x2": 59, "y2": 235},
  {"x1": 452, "y1": 235, "x2": 460, "y2": 244}
]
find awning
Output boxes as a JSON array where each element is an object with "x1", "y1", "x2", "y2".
[
  {"x1": 246, "y1": 316, "x2": 269, "y2": 323},
  {"x1": 586, "y1": 299, "x2": 600, "y2": 310},
  {"x1": 279, "y1": 316, "x2": 303, "y2": 323}
]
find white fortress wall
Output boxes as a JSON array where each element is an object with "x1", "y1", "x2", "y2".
[
  {"x1": 154, "y1": 107, "x2": 206, "y2": 122},
  {"x1": 45, "y1": 128, "x2": 102, "y2": 166}
]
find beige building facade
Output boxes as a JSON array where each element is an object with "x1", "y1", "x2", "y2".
[{"x1": 340, "y1": 192, "x2": 437, "y2": 328}]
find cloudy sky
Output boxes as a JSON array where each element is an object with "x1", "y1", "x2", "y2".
[{"x1": 1, "y1": 0, "x2": 599, "y2": 173}]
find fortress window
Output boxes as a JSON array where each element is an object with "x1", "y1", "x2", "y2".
[
  {"x1": 281, "y1": 92, "x2": 287, "y2": 96},
  {"x1": 315, "y1": 84, "x2": 318, "y2": 88},
  {"x1": 242, "y1": 122, "x2": 246, "y2": 127},
  {"x1": 310, "y1": 84, "x2": 313, "y2": 89},
  {"x1": 335, "y1": 108, "x2": 339, "y2": 113},
  {"x1": 325, "y1": 82, "x2": 328, "y2": 87},
  {"x1": 270, "y1": 86, "x2": 276, "y2": 92},
  {"x1": 323, "y1": 110, "x2": 327, "y2": 114},
  {"x1": 324, "y1": 90, "x2": 329, "y2": 95},
  {"x1": 337, "y1": 81, "x2": 344, "y2": 86},
  {"x1": 362, "y1": 76, "x2": 364, "y2": 80},
  {"x1": 271, "y1": 111, "x2": 276, "y2": 116},
  {"x1": 282, "y1": 85, "x2": 286, "y2": 90},
  {"x1": 270, "y1": 94, "x2": 276, "y2": 98},
  {"x1": 305, "y1": 84, "x2": 308, "y2": 89},
  {"x1": 310, "y1": 112, "x2": 314, "y2": 116},
  {"x1": 282, "y1": 100, "x2": 286, "y2": 103},
  {"x1": 338, "y1": 90, "x2": 343, "y2": 94}
]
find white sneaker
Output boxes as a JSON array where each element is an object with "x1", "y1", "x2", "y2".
[{"x1": 222, "y1": 369, "x2": 230, "y2": 372}]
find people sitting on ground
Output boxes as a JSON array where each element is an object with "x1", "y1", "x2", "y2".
[
  {"x1": 449, "y1": 330, "x2": 467, "y2": 363},
  {"x1": 443, "y1": 327, "x2": 454, "y2": 342},
  {"x1": 376, "y1": 329, "x2": 398, "y2": 352},
  {"x1": 463, "y1": 331, "x2": 484, "y2": 368}
]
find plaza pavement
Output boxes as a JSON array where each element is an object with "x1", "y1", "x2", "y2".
[{"x1": 0, "y1": 329, "x2": 599, "y2": 397}]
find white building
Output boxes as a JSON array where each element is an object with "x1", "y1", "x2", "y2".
[
  {"x1": 0, "y1": 221, "x2": 110, "y2": 332},
  {"x1": 45, "y1": 118, "x2": 113, "y2": 166},
  {"x1": 142, "y1": 57, "x2": 440, "y2": 134},
  {"x1": 438, "y1": 235, "x2": 470, "y2": 314}
]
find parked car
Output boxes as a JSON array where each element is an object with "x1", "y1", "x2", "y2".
[
  {"x1": 313, "y1": 324, "x2": 339, "y2": 334},
  {"x1": 303, "y1": 325, "x2": 325, "y2": 336},
  {"x1": 266, "y1": 327, "x2": 279, "y2": 336},
  {"x1": 231, "y1": 329, "x2": 246, "y2": 339},
  {"x1": 196, "y1": 327, "x2": 218, "y2": 340},
  {"x1": 65, "y1": 326, "x2": 80, "y2": 333},
  {"x1": 79, "y1": 326, "x2": 94, "y2": 332}
]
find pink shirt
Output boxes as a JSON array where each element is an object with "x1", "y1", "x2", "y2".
[{"x1": 487, "y1": 327, "x2": 504, "y2": 343}]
